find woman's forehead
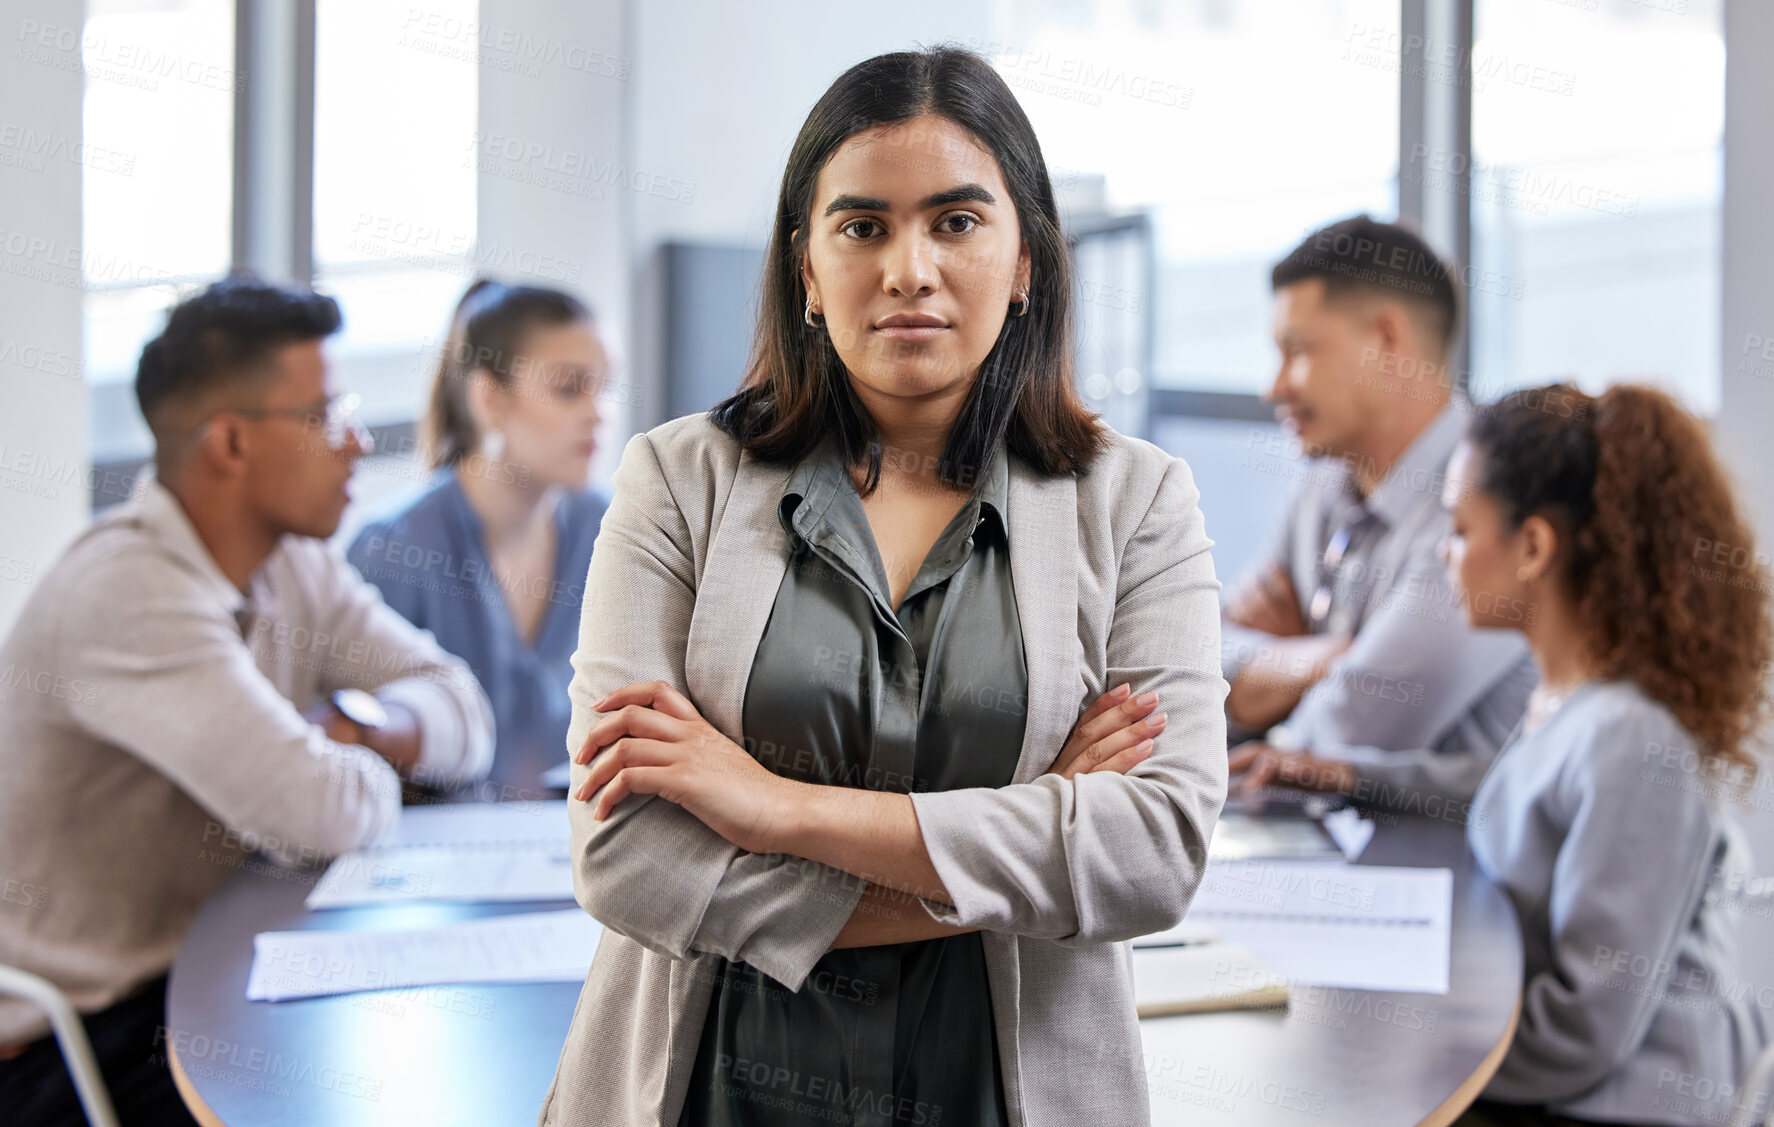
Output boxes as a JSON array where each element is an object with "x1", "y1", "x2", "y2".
[{"x1": 818, "y1": 116, "x2": 1005, "y2": 201}]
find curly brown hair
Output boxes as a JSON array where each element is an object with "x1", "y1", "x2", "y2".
[{"x1": 1469, "y1": 382, "x2": 1772, "y2": 770}]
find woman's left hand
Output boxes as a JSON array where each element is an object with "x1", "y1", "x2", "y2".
[
  {"x1": 572, "y1": 680, "x2": 802, "y2": 855},
  {"x1": 1227, "y1": 741, "x2": 1357, "y2": 796}
]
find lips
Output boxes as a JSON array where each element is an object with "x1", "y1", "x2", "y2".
[{"x1": 873, "y1": 312, "x2": 950, "y2": 343}]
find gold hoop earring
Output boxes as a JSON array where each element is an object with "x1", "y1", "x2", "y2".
[{"x1": 803, "y1": 295, "x2": 824, "y2": 329}]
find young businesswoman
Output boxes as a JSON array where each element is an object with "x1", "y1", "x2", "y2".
[
  {"x1": 349, "y1": 280, "x2": 611, "y2": 775},
  {"x1": 541, "y1": 47, "x2": 1228, "y2": 1126},
  {"x1": 1444, "y1": 385, "x2": 1770, "y2": 1126}
]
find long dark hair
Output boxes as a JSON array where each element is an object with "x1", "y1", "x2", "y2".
[
  {"x1": 424, "y1": 278, "x2": 593, "y2": 470},
  {"x1": 708, "y1": 45, "x2": 1105, "y2": 493},
  {"x1": 1469, "y1": 383, "x2": 1772, "y2": 769}
]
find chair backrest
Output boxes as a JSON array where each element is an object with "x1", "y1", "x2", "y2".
[{"x1": 0, "y1": 964, "x2": 121, "y2": 1127}]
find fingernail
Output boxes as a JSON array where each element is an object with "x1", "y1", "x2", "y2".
[
  {"x1": 1146, "y1": 712, "x2": 1167, "y2": 730},
  {"x1": 591, "y1": 695, "x2": 608, "y2": 710},
  {"x1": 1136, "y1": 738, "x2": 1154, "y2": 754},
  {"x1": 1136, "y1": 692, "x2": 1159, "y2": 706},
  {"x1": 1113, "y1": 684, "x2": 1131, "y2": 698}
]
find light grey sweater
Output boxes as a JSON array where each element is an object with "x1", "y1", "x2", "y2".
[
  {"x1": 0, "y1": 479, "x2": 494, "y2": 1045},
  {"x1": 1468, "y1": 679, "x2": 1767, "y2": 1125}
]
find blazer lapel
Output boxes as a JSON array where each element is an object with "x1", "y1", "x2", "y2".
[
  {"x1": 1006, "y1": 459, "x2": 1080, "y2": 784},
  {"x1": 684, "y1": 451, "x2": 796, "y2": 737}
]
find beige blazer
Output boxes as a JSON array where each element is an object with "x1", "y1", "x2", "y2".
[{"x1": 539, "y1": 413, "x2": 1228, "y2": 1126}]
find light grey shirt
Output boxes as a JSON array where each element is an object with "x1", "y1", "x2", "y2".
[
  {"x1": 0, "y1": 478, "x2": 494, "y2": 1044},
  {"x1": 1469, "y1": 680, "x2": 1766, "y2": 1125},
  {"x1": 1222, "y1": 404, "x2": 1536, "y2": 810}
]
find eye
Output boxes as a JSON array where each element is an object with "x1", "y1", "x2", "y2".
[
  {"x1": 938, "y1": 212, "x2": 979, "y2": 235},
  {"x1": 839, "y1": 218, "x2": 883, "y2": 239}
]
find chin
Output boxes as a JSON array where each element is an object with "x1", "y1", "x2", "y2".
[
  {"x1": 857, "y1": 362, "x2": 972, "y2": 400},
  {"x1": 300, "y1": 502, "x2": 349, "y2": 541}
]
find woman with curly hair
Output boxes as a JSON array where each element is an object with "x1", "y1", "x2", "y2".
[{"x1": 1444, "y1": 383, "x2": 1771, "y2": 1126}]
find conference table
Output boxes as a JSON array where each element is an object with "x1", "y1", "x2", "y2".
[{"x1": 167, "y1": 791, "x2": 1522, "y2": 1127}]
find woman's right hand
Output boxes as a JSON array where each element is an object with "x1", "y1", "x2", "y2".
[{"x1": 1044, "y1": 684, "x2": 1166, "y2": 780}]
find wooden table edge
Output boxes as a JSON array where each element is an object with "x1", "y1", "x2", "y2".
[
  {"x1": 169, "y1": 1038, "x2": 228, "y2": 1127},
  {"x1": 1418, "y1": 990, "x2": 1522, "y2": 1127}
]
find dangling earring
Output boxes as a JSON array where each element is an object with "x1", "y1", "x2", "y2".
[
  {"x1": 804, "y1": 295, "x2": 824, "y2": 329},
  {"x1": 1012, "y1": 289, "x2": 1031, "y2": 318},
  {"x1": 481, "y1": 427, "x2": 506, "y2": 462}
]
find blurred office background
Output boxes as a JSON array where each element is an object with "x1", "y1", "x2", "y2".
[{"x1": 4, "y1": 0, "x2": 1773, "y2": 961}]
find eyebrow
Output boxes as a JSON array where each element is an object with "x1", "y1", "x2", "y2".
[{"x1": 822, "y1": 184, "x2": 997, "y2": 217}]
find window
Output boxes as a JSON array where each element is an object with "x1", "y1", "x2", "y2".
[
  {"x1": 1469, "y1": 0, "x2": 1723, "y2": 413},
  {"x1": 981, "y1": 0, "x2": 1400, "y2": 396},
  {"x1": 82, "y1": 0, "x2": 235, "y2": 460},
  {"x1": 312, "y1": 0, "x2": 479, "y2": 431}
]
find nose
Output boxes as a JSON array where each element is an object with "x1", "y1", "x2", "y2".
[
  {"x1": 1264, "y1": 363, "x2": 1288, "y2": 405},
  {"x1": 343, "y1": 419, "x2": 374, "y2": 460},
  {"x1": 882, "y1": 230, "x2": 939, "y2": 298}
]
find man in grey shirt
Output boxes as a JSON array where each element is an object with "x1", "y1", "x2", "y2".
[
  {"x1": 1223, "y1": 216, "x2": 1535, "y2": 815},
  {"x1": 0, "y1": 278, "x2": 493, "y2": 1124}
]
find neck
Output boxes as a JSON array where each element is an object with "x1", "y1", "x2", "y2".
[
  {"x1": 1522, "y1": 590, "x2": 1596, "y2": 693},
  {"x1": 456, "y1": 463, "x2": 560, "y2": 547},
  {"x1": 851, "y1": 378, "x2": 973, "y2": 492},
  {"x1": 1348, "y1": 387, "x2": 1449, "y2": 497},
  {"x1": 164, "y1": 477, "x2": 281, "y2": 593}
]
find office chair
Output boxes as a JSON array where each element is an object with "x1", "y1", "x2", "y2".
[{"x1": 0, "y1": 964, "x2": 121, "y2": 1127}]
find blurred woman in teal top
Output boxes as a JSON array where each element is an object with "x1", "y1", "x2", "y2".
[{"x1": 349, "y1": 280, "x2": 612, "y2": 783}]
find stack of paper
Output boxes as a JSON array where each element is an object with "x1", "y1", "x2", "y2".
[
  {"x1": 246, "y1": 909, "x2": 601, "y2": 1001},
  {"x1": 305, "y1": 801, "x2": 575, "y2": 909},
  {"x1": 1186, "y1": 860, "x2": 1454, "y2": 994}
]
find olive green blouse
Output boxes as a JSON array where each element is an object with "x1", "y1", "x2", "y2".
[{"x1": 677, "y1": 433, "x2": 1028, "y2": 1127}]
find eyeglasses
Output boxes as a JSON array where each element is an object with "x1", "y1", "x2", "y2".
[{"x1": 222, "y1": 392, "x2": 374, "y2": 453}]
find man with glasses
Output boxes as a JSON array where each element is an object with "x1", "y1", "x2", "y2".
[
  {"x1": 1222, "y1": 216, "x2": 1536, "y2": 815},
  {"x1": 0, "y1": 275, "x2": 494, "y2": 1124}
]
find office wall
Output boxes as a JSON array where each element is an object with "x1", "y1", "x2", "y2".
[
  {"x1": 474, "y1": 0, "x2": 630, "y2": 481},
  {"x1": 0, "y1": 0, "x2": 89, "y2": 638}
]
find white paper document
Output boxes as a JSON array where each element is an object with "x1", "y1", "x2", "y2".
[
  {"x1": 247, "y1": 909, "x2": 601, "y2": 1001},
  {"x1": 1320, "y1": 806, "x2": 1377, "y2": 861},
  {"x1": 1184, "y1": 860, "x2": 1453, "y2": 994},
  {"x1": 305, "y1": 801, "x2": 575, "y2": 909}
]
